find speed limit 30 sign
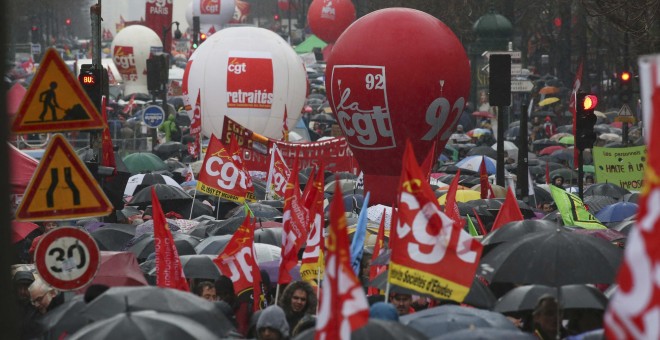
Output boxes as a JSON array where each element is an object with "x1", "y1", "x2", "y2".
[{"x1": 34, "y1": 227, "x2": 100, "y2": 291}]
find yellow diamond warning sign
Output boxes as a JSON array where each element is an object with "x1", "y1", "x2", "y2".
[
  {"x1": 12, "y1": 48, "x2": 105, "y2": 134},
  {"x1": 15, "y1": 134, "x2": 113, "y2": 221}
]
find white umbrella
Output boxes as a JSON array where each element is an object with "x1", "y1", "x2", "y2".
[
  {"x1": 366, "y1": 204, "x2": 392, "y2": 229},
  {"x1": 124, "y1": 173, "x2": 183, "y2": 199},
  {"x1": 254, "y1": 243, "x2": 281, "y2": 262},
  {"x1": 491, "y1": 141, "x2": 519, "y2": 160},
  {"x1": 599, "y1": 133, "x2": 622, "y2": 142}
]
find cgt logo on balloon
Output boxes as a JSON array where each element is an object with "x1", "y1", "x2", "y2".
[
  {"x1": 113, "y1": 46, "x2": 137, "y2": 82},
  {"x1": 201, "y1": 0, "x2": 220, "y2": 14},
  {"x1": 147, "y1": 0, "x2": 172, "y2": 15},
  {"x1": 330, "y1": 66, "x2": 395, "y2": 150},
  {"x1": 226, "y1": 52, "x2": 274, "y2": 110}
]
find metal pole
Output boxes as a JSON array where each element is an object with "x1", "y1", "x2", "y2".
[
  {"x1": 496, "y1": 106, "x2": 505, "y2": 187},
  {"x1": 578, "y1": 149, "x2": 584, "y2": 200},
  {"x1": 517, "y1": 103, "x2": 529, "y2": 202},
  {"x1": 622, "y1": 122, "x2": 629, "y2": 145},
  {"x1": 152, "y1": 94, "x2": 159, "y2": 151}
]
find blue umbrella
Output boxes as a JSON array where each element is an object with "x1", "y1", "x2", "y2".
[
  {"x1": 595, "y1": 202, "x2": 638, "y2": 223},
  {"x1": 456, "y1": 155, "x2": 496, "y2": 174}
]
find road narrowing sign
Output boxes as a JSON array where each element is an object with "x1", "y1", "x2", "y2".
[
  {"x1": 12, "y1": 48, "x2": 106, "y2": 134},
  {"x1": 15, "y1": 134, "x2": 113, "y2": 221},
  {"x1": 35, "y1": 227, "x2": 100, "y2": 291}
]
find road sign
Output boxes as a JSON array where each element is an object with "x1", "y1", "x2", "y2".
[
  {"x1": 511, "y1": 63, "x2": 522, "y2": 75},
  {"x1": 615, "y1": 104, "x2": 636, "y2": 123},
  {"x1": 485, "y1": 51, "x2": 522, "y2": 59},
  {"x1": 35, "y1": 227, "x2": 100, "y2": 291},
  {"x1": 511, "y1": 80, "x2": 534, "y2": 92},
  {"x1": 15, "y1": 134, "x2": 113, "y2": 221},
  {"x1": 31, "y1": 43, "x2": 41, "y2": 55},
  {"x1": 12, "y1": 48, "x2": 105, "y2": 134},
  {"x1": 143, "y1": 105, "x2": 166, "y2": 128}
]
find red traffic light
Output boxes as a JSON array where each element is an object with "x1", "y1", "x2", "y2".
[
  {"x1": 620, "y1": 71, "x2": 631, "y2": 82},
  {"x1": 65, "y1": 18, "x2": 71, "y2": 26},
  {"x1": 274, "y1": 14, "x2": 280, "y2": 21},
  {"x1": 582, "y1": 94, "x2": 598, "y2": 110},
  {"x1": 31, "y1": 26, "x2": 38, "y2": 31},
  {"x1": 200, "y1": 33, "x2": 207, "y2": 41}
]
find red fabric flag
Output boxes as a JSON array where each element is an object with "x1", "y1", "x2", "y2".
[
  {"x1": 389, "y1": 141, "x2": 483, "y2": 302},
  {"x1": 152, "y1": 188, "x2": 189, "y2": 292},
  {"x1": 479, "y1": 157, "x2": 495, "y2": 199},
  {"x1": 190, "y1": 89, "x2": 202, "y2": 135},
  {"x1": 213, "y1": 215, "x2": 261, "y2": 309},
  {"x1": 282, "y1": 105, "x2": 289, "y2": 141},
  {"x1": 444, "y1": 169, "x2": 465, "y2": 229},
  {"x1": 420, "y1": 141, "x2": 436, "y2": 181},
  {"x1": 472, "y1": 207, "x2": 488, "y2": 236},
  {"x1": 570, "y1": 61, "x2": 584, "y2": 169},
  {"x1": 315, "y1": 182, "x2": 370, "y2": 340},
  {"x1": 490, "y1": 187, "x2": 524, "y2": 232},
  {"x1": 100, "y1": 96, "x2": 116, "y2": 175},
  {"x1": 197, "y1": 135, "x2": 255, "y2": 202},
  {"x1": 367, "y1": 209, "x2": 387, "y2": 296},
  {"x1": 604, "y1": 88, "x2": 660, "y2": 339},
  {"x1": 229, "y1": 134, "x2": 256, "y2": 199},
  {"x1": 300, "y1": 164, "x2": 325, "y2": 285},
  {"x1": 278, "y1": 157, "x2": 309, "y2": 284},
  {"x1": 545, "y1": 162, "x2": 551, "y2": 185},
  {"x1": 122, "y1": 94, "x2": 135, "y2": 114}
]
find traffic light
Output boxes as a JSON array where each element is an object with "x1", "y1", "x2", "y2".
[
  {"x1": 619, "y1": 71, "x2": 633, "y2": 104},
  {"x1": 575, "y1": 92, "x2": 598, "y2": 151},
  {"x1": 147, "y1": 54, "x2": 169, "y2": 94},
  {"x1": 65, "y1": 18, "x2": 71, "y2": 26},
  {"x1": 199, "y1": 32, "x2": 207, "y2": 44},
  {"x1": 274, "y1": 14, "x2": 280, "y2": 21},
  {"x1": 78, "y1": 64, "x2": 108, "y2": 111},
  {"x1": 192, "y1": 16, "x2": 200, "y2": 49}
]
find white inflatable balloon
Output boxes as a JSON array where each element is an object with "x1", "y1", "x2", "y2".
[
  {"x1": 185, "y1": 1, "x2": 193, "y2": 27},
  {"x1": 185, "y1": 27, "x2": 307, "y2": 139},
  {"x1": 111, "y1": 25, "x2": 163, "y2": 96},
  {"x1": 192, "y1": 0, "x2": 235, "y2": 32}
]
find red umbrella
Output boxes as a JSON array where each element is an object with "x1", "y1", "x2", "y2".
[
  {"x1": 539, "y1": 145, "x2": 565, "y2": 156},
  {"x1": 610, "y1": 121, "x2": 624, "y2": 128},
  {"x1": 12, "y1": 221, "x2": 40, "y2": 243},
  {"x1": 473, "y1": 111, "x2": 495, "y2": 118},
  {"x1": 79, "y1": 251, "x2": 148, "y2": 292}
]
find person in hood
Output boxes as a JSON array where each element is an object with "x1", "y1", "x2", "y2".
[
  {"x1": 278, "y1": 281, "x2": 317, "y2": 331},
  {"x1": 256, "y1": 305, "x2": 290, "y2": 340}
]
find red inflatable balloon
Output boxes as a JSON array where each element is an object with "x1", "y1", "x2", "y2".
[
  {"x1": 307, "y1": 0, "x2": 355, "y2": 43},
  {"x1": 326, "y1": 8, "x2": 470, "y2": 204}
]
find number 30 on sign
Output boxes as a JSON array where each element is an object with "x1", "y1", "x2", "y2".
[{"x1": 34, "y1": 227, "x2": 100, "y2": 291}]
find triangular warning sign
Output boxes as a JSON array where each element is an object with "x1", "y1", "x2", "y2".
[
  {"x1": 15, "y1": 134, "x2": 113, "y2": 221},
  {"x1": 12, "y1": 48, "x2": 106, "y2": 134},
  {"x1": 617, "y1": 104, "x2": 633, "y2": 117}
]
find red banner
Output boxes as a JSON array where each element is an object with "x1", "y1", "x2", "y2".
[
  {"x1": 197, "y1": 134, "x2": 256, "y2": 203},
  {"x1": 214, "y1": 215, "x2": 260, "y2": 296},
  {"x1": 389, "y1": 142, "x2": 482, "y2": 302},
  {"x1": 265, "y1": 144, "x2": 291, "y2": 200},
  {"x1": 278, "y1": 158, "x2": 309, "y2": 284},
  {"x1": 300, "y1": 164, "x2": 326, "y2": 285},
  {"x1": 221, "y1": 116, "x2": 358, "y2": 173},
  {"x1": 227, "y1": 52, "x2": 274, "y2": 109},
  {"x1": 190, "y1": 89, "x2": 202, "y2": 135},
  {"x1": 153, "y1": 188, "x2": 189, "y2": 292},
  {"x1": 113, "y1": 46, "x2": 138, "y2": 82},
  {"x1": 145, "y1": 0, "x2": 174, "y2": 54}
]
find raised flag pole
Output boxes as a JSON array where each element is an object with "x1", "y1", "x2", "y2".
[
  {"x1": 275, "y1": 284, "x2": 281, "y2": 306},
  {"x1": 188, "y1": 190, "x2": 197, "y2": 220},
  {"x1": 316, "y1": 267, "x2": 321, "y2": 314}
]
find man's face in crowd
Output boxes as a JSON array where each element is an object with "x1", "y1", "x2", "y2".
[
  {"x1": 30, "y1": 287, "x2": 55, "y2": 314},
  {"x1": 201, "y1": 286, "x2": 217, "y2": 302},
  {"x1": 391, "y1": 293, "x2": 413, "y2": 315},
  {"x1": 291, "y1": 289, "x2": 307, "y2": 313}
]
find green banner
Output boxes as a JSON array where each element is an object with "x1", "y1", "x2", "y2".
[
  {"x1": 549, "y1": 185, "x2": 606, "y2": 229},
  {"x1": 592, "y1": 145, "x2": 646, "y2": 191}
]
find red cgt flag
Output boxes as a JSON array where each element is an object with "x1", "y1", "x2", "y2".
[
  {"x1": 278, "y1": 157, "x2": 309, "y2": 284},
  {"x1": 367, "y1": 209, "x2": 388, "y2": 296},
  {"x1": 315, "y1": 182, "x2": 369, "y2": 340},
  {"x1": 282, "y1": 105, "x2": 289, "y2": 141},
  {"x1": 479, "y1": 157, "x2": 495, "y2": 199},
  {"x1": 444, "y1": 168, "x2": 465, "y2": 229},
  {"x1": 389, "y1": 141, "x2": 482, "y2": 302},
  {"x1": 152, "y1": 188, "x2": 189, "y2": 292},
  {"x1": 265, "y1": 144, "x2": 291, "y2": 200},
  {"x1": 190, "y1": 89, "x2": 202, "y2": 135},
  {"x1": 490, "y1": 187, "x2": 524, "y2": 232},
  {"x1": 300, "y1": 164, "x2": 325, "y2": 285},
  {"x1": 604, "y1": 88, "x2": 660, "y2": 340}
]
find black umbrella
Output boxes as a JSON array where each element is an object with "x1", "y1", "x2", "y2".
[
  {"x1": 620, "y1": 192, "x2": 640, "y2": 203},
  {"x1": 68, "y1": 310, "x2": 218, "y2": 340},
  {"x1": 80, "y1": 286, "x2": 235, "y2": 336},
  {"x1": 195, "y1": 235, "x2": 233, "y2": 255},
  {"x1": 481, "y1": 220, "x2": 564, "y2": 247},
  {"x1": 436, "y1": 164, "x2": 477, "y2": 176},
  {"x1": 153, "y1": 142, "x2": 187, "y2": 160},
  {"x1": 466, "y1": 146, "x2": 498, "y2": 159},
  {"x1": 310, "y1": 112, "x2": 336, "y2": 123},
  {"x1": 171, "y1": 199, "x2": 214, "y2": 219},
  {"x1": 583, "y1": 195, "x2": 618, "y2": 214},
  {"x1": 531, "y1": 186, "x2": 553, "y2": 204},
  {"x1": 584, "y1": 183, "x2": 630, "y2": 200},
  {"x1": 399, "y1": 305, "x2": 519, "y2": 337},
  {"x1": 325, "y1": 171, "x2": 358, "y2": 183},
  {"x1": 532, "y1": 139, "x2": 559, "y2": 152},
  {"x1": 128, "y1": 184, "x2": 192, "y2": 208},
  {"x1": 479, "y1": 228, "x2": 622, "y2": 286},
  {"x1": 125, "y1": 173, "x2": 181, "y2": 198},
  {"x1": 148, "y1": 255, "x2": 221, "y2": 280},
  {"x1": 37, "y1": 296, "x2": 88, "y2": 339},
  {"x1": 430, "y1": 328, "x2": 535, "y2": 340},
  {"x1": 294, "y1": 319, "x2": 427, "y2": 340},
  {"x1": 469, "y1": 198, "x2": 536, "y2": 219},
  {"x1": 228, "y1": 202, "x2": 282, "y2": 219},
  {"x1": 542, "y1": 210, "x2": 564, "y2": 224},
  {"x1": 128, "y1": 232, "x2": 200, "y2": 260},
  {"x1": 612, "y1": 219, "x2": 635, "y2": 236},
  {"x1": 90, "y1": 223, "x2": 136, "y2": 251},
  {"x1": 549, "y1": 168, "x2": 578, "y2": 182},
  {"x1": 494, "y1": 284, "x2": 608, "y2": 314},
  {"x1": 164, "y1": 159, "x2": 186, "y2": 172},
  {"x1": 254, "y1": 227, "x2": 283, "y2": 247}
]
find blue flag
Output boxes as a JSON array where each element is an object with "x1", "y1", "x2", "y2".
[{"x1": 350, "y1": 192, "x2": 370, "y2": 276}]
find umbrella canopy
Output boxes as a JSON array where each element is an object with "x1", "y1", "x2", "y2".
[
  {"x1": 12, "y1": 221, "x2": 40, "y2": 244},
  {"x1": 479, "y1": 228, "x2": 622, "y2": 286},
  {"x1": 549, "y1": 133, "x2": 573, "y2": 142},
  {"x1": 558, "y1": 136, "x2": 574, "y2": 145},
  {"x1": 594, "y1": 202, "x2": 638, "y2": 223},
  {"x1": 466, "y1": 146, "x2": 498, "y2": 159},
  {"x1": 82, "y1": 251, "x2": 148, "y2": 289},
  {"x1": 430, "y1": 328, "x2": 535, "y2": 340},
  {"x1": 449, "y1": 133, "x2": 472, "y2": 143},
  {"x1": 494, "y1": 284, "x2": 608, "y2": 314},
  {"x1": 36, "y1": 296, "x2": 88, "y2": 339},
  {"x1": 620, "y1": 192, "x2": 640, "y2": 203},
  {"x1": 571, "y1": 228, "x2": 626, "y2": 242},
  {"x1": 539, "y1": 97, "x2": 560, "y2": 106},
  {"x1": 80, "y1": 286, "x2": 235, "y2": 336},
  {"x1": 259, "y1": 259, "x2": 302, "y2": 284},
  {"x1": 68, "y1": 310, "x2": 218, "y2": 340},
  {"x1": 481, "y1": 220, "x2": 565, "y2": 247},
  {"x1": 612, "y1": 219, "x2": 635, "y2": 236},
  {"x1": 127, "y1": 184, "x2": 192, "y2": 208},
  {"x1": 90, "y1": 223, "x2": 136, "y2": 251},
  {"x1": 467, "y1": 128, "x2": 492, "y2": 138},
  {"x1": 295, "y1": 319, "x2": 428, "y2": 340},
  {"x1": 122, "y1": 153, "x2": 169, "y2": 174},
  {"x1": 456, "y1": 156, "x2": 496, "y2": 174},
  {"x1": 539, "y1": 145, "x2": 565, "y2": 156},
  {"x1": 438, "y1": 190, "x2": 482, "y2": 205},
  {"x1": 400, "y1": 305, "x2": 518, "y2": 337},
  {"x1": 153, "y1": 142, "x2": 187, "y2": 160},
  {"x1": 470, "y1": 183, "x2": 507, "y2": 198},
  {"x1": 149, "y1": 254, "x2": 221, "y2": 280},
  {"x1": 124, "y1": 173, "x2": 183, "y2": 199},
  {"x1": 254, "y1": 227, "x2": 283, "y2": 247},
  {"x1": 164, "y1": 158, "x2": 186, "y2": 172},
  {"x1": 549, "y1": 168, "x2": 578, "y2": 182},
  {"x1": 310, "y1": 112, "x2": 336, "y2": 123},
  {"x1": 532, "y1": 138, "x2": 559, "y2": 152},
  {"x1": 583, "y1": 195, "x2": 618, "y2": 214},
  {"x1": 194, "y1": 235, "x2": 235, "y2": 255},
  {"x1": 227, "y1": 202, "x2": 283, "y2": 219},
  {"x1": 473, "y1": 111, "x2": 495, "y2": 118},
  {"x1": 585, "y1": 183, "x2": 630, "y2": 200},
  {"x1": 128, "y1": 232, "x2": 199, "y2": 260},
  {"x1": 599, "y1": 133, "x2": 622, "y2": 142},
  {"x1": 539, "y1": 86, "x2": 560, "y2": 95}
]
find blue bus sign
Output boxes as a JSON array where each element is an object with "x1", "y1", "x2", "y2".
[{"x1": 143, "y1": 105, "x2": 165, "y2": 128}]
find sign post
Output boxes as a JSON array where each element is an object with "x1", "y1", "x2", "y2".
[
  {"x1": 34, "y1": 227, "x2": 101, "y2": 291},
  {"x1": 143, "y1": 105, "x2": 166, "y2": 150}
]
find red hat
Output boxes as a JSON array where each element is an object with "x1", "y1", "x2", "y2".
[{"x1": 545, "y1": 116, "x2": 551, "y2": 122}]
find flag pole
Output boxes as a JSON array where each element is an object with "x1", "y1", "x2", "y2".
[
  {"x1": 316, "y1": 267, "x2": 321, "y2": 314},
  {"x1": 384, "y1": 280, "x2": 391, "y2": 305},
  {"x1": 189, "y1": 190, "x2": 197, "y2": 220},
  {"x1": 216, "y1": 199, "x2": 220, "y2": 219},
  {"x1": 275, "y1": 283, "x2": 280, "y2": 305}
]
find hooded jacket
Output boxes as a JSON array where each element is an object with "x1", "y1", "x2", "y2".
[{"x1": 256, "y1": 305, "x2": 289, "y2": 339}]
